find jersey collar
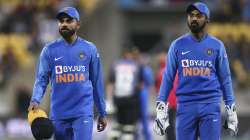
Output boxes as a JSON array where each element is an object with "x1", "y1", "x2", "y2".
[
  {"x1": 61, "y1": 36, "x2": 79, "y2": 46},
  {"x1": 189, "y1": 32, "x2": 208, "y2": 42}
]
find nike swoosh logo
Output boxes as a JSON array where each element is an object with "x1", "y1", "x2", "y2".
[
  {"x1": 181, "y1": 51, "x2": 191, "y2": 55},
  {"x1": 54, "y1": 57, "x2": 63, "y2": 61}
]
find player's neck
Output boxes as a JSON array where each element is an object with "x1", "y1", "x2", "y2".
[
  {"x1": 64, "y1": 34, "x2": 77, "y2": 45},
  {"x1": 192, "y1": 31, "x2": 206, "y2": 41}
]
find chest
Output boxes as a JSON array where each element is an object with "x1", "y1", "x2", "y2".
[
  {"x1": 176, "y1": 43, "x2": 218, "y2": 66},
  {"x1": 51, "y1": 46, "x2": 91, "y2": 67}
]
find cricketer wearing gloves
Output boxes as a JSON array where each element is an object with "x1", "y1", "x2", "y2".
[
  {"x1": 153, "y1": 2, "x2": 238, "y2": 140},
  {"x1": 28, "y1": 7, "x2": 107, "y2": 140}
]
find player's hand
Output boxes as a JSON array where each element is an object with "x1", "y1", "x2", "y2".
[
  {"x1": 28, "y1": 101, "x2": 39, "y2": 112},
  {"x1": 153, "y1": 101, "x2": 169, "y2": 135},
  {"x1": 224, "y1": 103, "x2": 238, "y2": 136},
  {"x1": 97, "y1": 116, "x2": 107, "y2": 132}
]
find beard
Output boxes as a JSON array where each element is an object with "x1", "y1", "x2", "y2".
[
  {"x1": 188, "y1": 21, "x2": 206, "y2": 33},
  {"x1": 59, "y1": 28, "x2": 76, "y2": 38}
]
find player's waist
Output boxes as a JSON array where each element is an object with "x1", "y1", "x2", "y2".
[
  {"x1": 176, "y1": 91, "x2": 221, "y2": 104},
  {"x1": 52, "y1": 80, "x2": 93, "y2": 92},
  {"x1": 50, "y1": 111, "x2": 94, "y2": 120},
  {"x1": 50, "y1": 101, "x2": 94, "y2": 120}
]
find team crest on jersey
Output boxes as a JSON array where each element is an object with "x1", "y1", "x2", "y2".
[
  {"x1": 79, "y1": 52, "x2": 85, "y2": 59},
  {"x1": 206, "y1": 48, "x2": 213, "y2": 56}
]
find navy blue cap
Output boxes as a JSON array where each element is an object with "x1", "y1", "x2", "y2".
[
  {"x1": 31, "y1": 117, "x2": 54, "y2": 139},
  {"x1": 186, "y1": 2, "x2": 210, "y2": 18},
  {"x1": 56, "y1": 7, "x2": 80, "y2": 21}
]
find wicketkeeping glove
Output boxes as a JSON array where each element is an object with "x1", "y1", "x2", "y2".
[
  {"x1": 224, "y1": 103, "x2": 238, "y2": 136},
  {"x1": 153, "y1": 101, "x2": 169, "y2": 136}
]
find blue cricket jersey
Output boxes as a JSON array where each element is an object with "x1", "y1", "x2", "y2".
[
  {"x1": 31, "y1": 37, "x2": 106, "y2": 120},
  {"x1": 157, "y1": 33, "x2": 235, "y2": 105}
]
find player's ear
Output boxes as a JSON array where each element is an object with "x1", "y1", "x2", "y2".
[
  {"x1": 206, "y1": 17, "x2": 210, "y2": 23},
  {"x1": 76, "y1": 21, "x2": 80, "y2": 29}
]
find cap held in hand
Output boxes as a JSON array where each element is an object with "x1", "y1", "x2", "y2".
[{"x1": 28, "y1": 109, "x2": 54, "y2": 140}]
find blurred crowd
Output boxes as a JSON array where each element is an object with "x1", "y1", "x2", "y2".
[
  {"x1": 0, "y1": 1, "x2": 59, "y2": 88},
  {"x1": 220, "y1": 31, "x2": 250, "y2": 89},
  {"x1": 119, "y1": 0, "x2": 250, "y2": 22}
]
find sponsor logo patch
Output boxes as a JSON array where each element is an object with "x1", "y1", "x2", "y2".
[{"x1": 55, "y1": 65, "x2": 86, "y2": 83}]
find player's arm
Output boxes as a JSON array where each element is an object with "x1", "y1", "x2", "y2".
[
  {"x1": 216, "y1": 43, "x2": 235, "y2": 105},
  {"x1": 28, "y1": 46, "x2": 51, "y2": 111},
  {"x1": 216, "y1": 42, "x2": 238, "y2": 136},
  {"x1": 90, "y1": 45, "x2": 107, "y2": 117},
  {"x1": 154, "y1": 42, "x2": 178, "y2": 135},
  {"x1": 157, "y1": 42, "x2": 178, "y2": 103},
  {"x1": 89, "y1": 45, "x2": 107, "y2": 131}
]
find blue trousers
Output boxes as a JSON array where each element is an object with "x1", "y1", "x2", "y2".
[
  {"x1": 176, "y1": 103, "x2": 221, "y2": 140},
  {"x1": 52, "y1": 116, "x2": 93, "y2": 140}
]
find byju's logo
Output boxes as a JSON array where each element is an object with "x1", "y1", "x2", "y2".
[
  {"x1": 55, "y1": 65, "x2": 86, "y2": 83},
  {"x1": 55, "y1": 66, "x2": 63, "y2": 74},
  {"x1": 181, "y1": 59, "x2": 213, "y2": 77}
]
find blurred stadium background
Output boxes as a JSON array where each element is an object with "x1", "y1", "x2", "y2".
[{"x1": 0, "y1": 0, "x2": 249, "y2": 140}]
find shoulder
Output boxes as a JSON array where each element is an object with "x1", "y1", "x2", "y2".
[
  {"x1": 78, "y1": 37, "x2": 97, "y2": 49},
  {"x1": 207, "y1": 34, "x2": 225, "y2": 48},
  {"x1": 78, "y1": 37, "x2": 100, "y2": 59},
  {"x1": 77, "y1": 37, "x2": 99, "y2": 55},
  {"x1": 172, "y1": 34, "x2": 190, "y2": 46},
  {"x1": 41, "y1": 38, "x2": 64, "y2": 57},
  {"x1": 170, "y1": 33, "x2": 190, "y2": 50},
  {"x1": 175, "y1": 33, "x2": 190, "y2": 43},
  {"x1": 43, "y1": 38, "x2": 63, "y2": 50}
]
